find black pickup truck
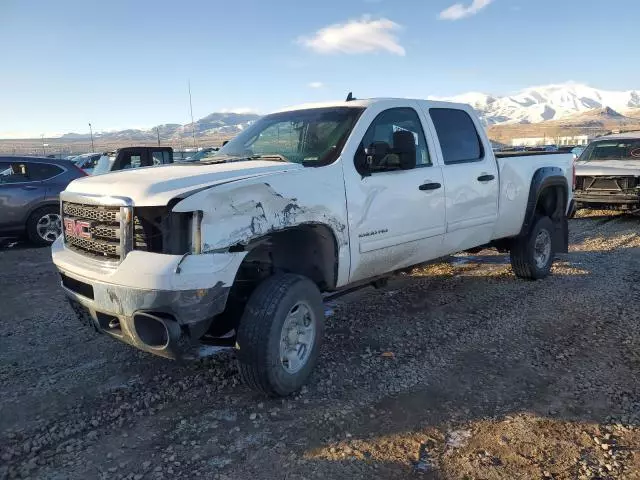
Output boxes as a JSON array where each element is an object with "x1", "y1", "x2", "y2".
[{"x1": 93, "y1": 147, "x2": 173, "y2": 175}]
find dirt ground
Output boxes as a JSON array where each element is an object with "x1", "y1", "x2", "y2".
[{"x1": 1, "y1": 210, "x2": 639, "y2": 480}]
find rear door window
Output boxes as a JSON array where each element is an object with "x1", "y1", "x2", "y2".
[
  {"x1": 27, "y1": 163, "x2": 64, "y2": 181},
  {"x1": 0, "y1": 162, "x2": 61, "y2": 183},
  {"x1": 152, "y1": 151, "x2": 171, "y2": 165},
  {"x1": 429, "y1": 108, "x2": 484, "y2": 164}
]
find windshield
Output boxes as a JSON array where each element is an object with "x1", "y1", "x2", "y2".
[
  {"x1": 212, "y1": 107, "x2": 364, "y2": 166},
  {"x1": 93, "y1": 155, "x2": 115, "y2": 175},
  {"x1": 579, "y1": 139, "x2": 640, "y2": 162}
]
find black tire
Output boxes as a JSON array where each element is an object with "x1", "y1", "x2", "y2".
[
  {"x1": 236, "y1": 273, "x2": 324, "y2": 396},
  {"x1": 510, "y1": 216, "x2": 555, "y2": 280},
  {"x1": 26, "y1": 206, "x2": 62, "y2": 246}
]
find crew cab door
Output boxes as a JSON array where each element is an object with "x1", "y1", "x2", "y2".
[
  {"x1": 426, "y1": 107, "x2": 499, "y2": 252},
  {"x1": 345, "y1": 106, "x2": 446, "y2": 283}
]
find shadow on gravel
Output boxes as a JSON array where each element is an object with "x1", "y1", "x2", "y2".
[
  {"x1": 1, "y1": 226, "x2": 639, "y2": 479},
  {"x1": 292, "y1": 267, "x2": 640, "y2": 478}
]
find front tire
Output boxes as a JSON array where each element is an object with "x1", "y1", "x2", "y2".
[
  {"x1": 510, "y1": 216, "x2": 555, "y2": 280},
  {"x1": 26, "y1": 206, "x2": 62, "y2": 246},
  {"x1": 236, "y1": 274, "x2": 324, "y2": 396}
]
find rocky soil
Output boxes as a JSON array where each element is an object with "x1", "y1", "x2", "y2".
[{"x1": 1, "y1": 210, "x2": 639, "y2": 479}]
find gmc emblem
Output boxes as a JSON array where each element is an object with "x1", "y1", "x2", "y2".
[{"x1": 64, "y1": 218, "x2": 92, "y2": 239}]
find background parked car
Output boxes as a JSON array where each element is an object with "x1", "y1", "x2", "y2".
[
  {"x1": 92, "y1": 147, "x2": 173, "y2": 175},
  {"x1": 0, "y1": 156, "x2": 86, "y2": 245},
  {"x1": 180, "y1": 147, "x2": 220, "y2": 162},
  {"x1": 72, "y1": 152, "x2": 102, "y2": 174}
]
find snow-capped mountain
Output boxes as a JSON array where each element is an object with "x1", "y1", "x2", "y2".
[
  {"x1": 60, "y1": 112, "x2": 260, "y2": 142},
  {"x1": 431, "y1": 83, "x2": 640, "y2": 125}
]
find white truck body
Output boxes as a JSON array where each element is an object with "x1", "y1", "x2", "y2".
[{"x1": 52, "y1": 98, "x2": 574, "y2": 394}]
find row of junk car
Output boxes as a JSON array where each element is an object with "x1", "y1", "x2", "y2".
[{"x1": 1, "y1": 131, "x2": 639, "y2": 247}]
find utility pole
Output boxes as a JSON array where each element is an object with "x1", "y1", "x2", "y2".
[
  {"x1": 89, "y1": 122, "x2": 95, "y2": 152},
  {"x1": 41, "y1": 134, "x2": 46, "y2": 156},
  {"x1": 156, "y1": 127, "x2": 161, "y2": 146},
  {"x1": 188, "y1": 80, "x2": 197, "y2": 148}
]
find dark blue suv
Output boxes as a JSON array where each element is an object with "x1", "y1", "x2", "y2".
[{"x1": 0, "y1": 156, "x2": 86, "y2": 245}]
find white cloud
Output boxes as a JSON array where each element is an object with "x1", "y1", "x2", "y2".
[
  {"x1": 308, "y1": 82, "x2": 324, "y2": 89},
  {"x1": 439, "y1": 0, "x2": 494, "y2": 20},
  {"x1": 298, "y1": 16, "x2": 405, "y2": 56}
]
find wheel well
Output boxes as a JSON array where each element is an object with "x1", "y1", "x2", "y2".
[
  {"x1": 206, "y1": 225, "x2": 338, "y2": 337},
  {"x1": 25, "y1": 202, "x2": 59, "y2": 223},
  {"x1": 535, "y1": 185, "x2": 566, "y2": 221},
  {"x1": 238, "y1": 224, "x2": 338, "y2": 290}
]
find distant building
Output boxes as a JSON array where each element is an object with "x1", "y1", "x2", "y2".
[{"x1": 511, "y1": 135, "x2": 591, "y2": 147}]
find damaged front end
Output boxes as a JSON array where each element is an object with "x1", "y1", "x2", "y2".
[
  {"x1": 61, "y1": 270, "x2": 234, "y2": 360},
  {"x1": 574, "y1": 175, "x2": 640, "y2": 210}
]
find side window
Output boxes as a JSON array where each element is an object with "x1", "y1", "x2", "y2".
[
  {"x1": 121, "y1": 154, "x2": 142, "y2": 169},
  {"x1": 355, "y1": 108, "x2": 431, "y2": 174},
  {"x1": 0, "y1": 162, "x2": 30, "y2": 183},
  {"x1": 429, "y1": 108, "x2": 484, "y2": 165},
  {"x1": 27, "y1": 163, "x2": 64, "y2": 181},
  {"x1": 152, "y1": 151, "x2": 171, "y2": 165},
  {"x1": 152, "y1": 151, "x2": 163, "y2": 165}
]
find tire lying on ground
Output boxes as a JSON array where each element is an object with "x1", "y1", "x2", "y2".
[
  {"x1": 510, "y1": 215, "x2": 555, "y2": 280},
  {"x1": 236, "y1": 273, "x2": 325, "y2": 396}
]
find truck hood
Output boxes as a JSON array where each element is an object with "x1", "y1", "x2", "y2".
[
  {"x1": 576, "y1": 160, "x2": 640, "y2": 176},
  {"x1": 64, "y1": 160, "x2": 303, "y2": 206}
]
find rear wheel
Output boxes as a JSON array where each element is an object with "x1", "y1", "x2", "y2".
[
  {"x1": 26, "y1": 206, "x2": 62, "y2": 246},
  {"x1": 236, "y1": 274, "x2": 324, "y2": 396},
  {"x1": 510, "y1": 216, "x2": 555, "y2": 280}
]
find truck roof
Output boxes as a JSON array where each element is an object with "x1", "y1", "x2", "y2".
[{"x1": 273, "y1": 98, "x2": 473, "y2": 114}]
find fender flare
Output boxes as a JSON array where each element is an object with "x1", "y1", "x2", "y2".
[{"x1": 519, "y1": 167, "x2": 569, "y2": 253}]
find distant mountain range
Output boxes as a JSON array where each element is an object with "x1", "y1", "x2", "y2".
[
  {"x1": 432, "y1": 83, "x2": 640, "y2": 125},
  {"x1": 59, "y1": 112, "x2": 260, "y2": 142},
  {"x1": 51, "y1": 83, "x2": 640, "y2": 142}
]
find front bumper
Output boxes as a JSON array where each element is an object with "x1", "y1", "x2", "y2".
[
  {"x1": 60, "y1": 268, "x2": 230, "y2": 359},
  {"x1": 574, "y1": 191, "x2": 640, "y2": 209},
  {"x1": 52, "y1": 237, "x2": 246, "y2": 360}
]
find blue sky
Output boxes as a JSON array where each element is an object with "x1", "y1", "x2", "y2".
[{"x1": 1, "y1": 0, "x2": 639, "y2": 138}]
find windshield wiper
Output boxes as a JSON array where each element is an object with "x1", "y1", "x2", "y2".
[
  {"x1": 247, "y1": 154, "x2": 290, "y2": 163},
  {"x1": 199, "y1": 155, "x2": 246, "y2": 164}
]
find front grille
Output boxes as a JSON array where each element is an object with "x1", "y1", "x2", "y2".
[
  {"x1": 63, "y1": 203, "x2": 120, "y2": 222},
  {"x1": 62, "y1": 202, "x2": 123, "y2": 260},
  {"x1": 576, "y1": 176, "x2": 638, "y2": 191}
]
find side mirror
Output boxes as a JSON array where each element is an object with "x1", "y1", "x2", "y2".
[{"x1": 222, "y1": 140, "x2": 229, "y2": 147}]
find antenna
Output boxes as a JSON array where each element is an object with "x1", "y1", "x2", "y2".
[{"x1": 346, "y1": 92, "x2": 355, "y2": 102}]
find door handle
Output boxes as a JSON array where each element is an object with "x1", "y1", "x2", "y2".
[
  {"x1": 419, "y1": 182, "x2": 442, "y2": 191},
  {"x1": 477, "y1": 174, "x2": 495, "y2": 182}
]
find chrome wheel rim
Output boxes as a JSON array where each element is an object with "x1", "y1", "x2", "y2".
[
  {"x1": 36, "y1": 213, "x2": 62, "y2": 243},
  {"x1": 280, "y1": 301, "x2": 316, "y2": 374},
  {"x1": 534, "y1": 229, "x2": 552, "y2": 269}
]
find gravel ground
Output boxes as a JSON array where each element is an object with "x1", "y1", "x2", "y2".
[{"x1": 1, "y1": 210, "x2": 639, "y2": 480}]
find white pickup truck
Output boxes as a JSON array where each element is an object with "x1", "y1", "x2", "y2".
[{"x1": 52, "y1": 98, "x2": 575, "y2": 396}]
